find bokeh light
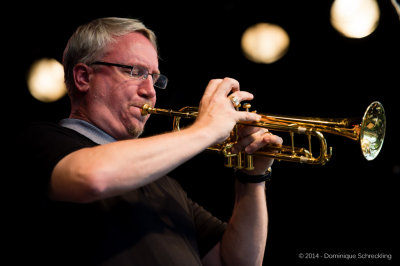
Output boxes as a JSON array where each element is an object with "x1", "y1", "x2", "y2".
[
  {"x1": 241, "y1": 23, "x2": 290, "y2": 64},
  {"x1": 27, "y1": 58, "x2": 67, "y2": 102},
  {"x1": 330, "y1": 0, "x2": 380, "y2": 38}
]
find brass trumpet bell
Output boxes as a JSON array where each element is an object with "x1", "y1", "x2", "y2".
[{"x1": 359, "y1": 101, "x2": 386, "y2": 161}]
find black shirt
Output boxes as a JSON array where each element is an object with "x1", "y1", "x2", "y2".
[{"x1": 15, "y1": 121, "x2": 226, "y2": 266}]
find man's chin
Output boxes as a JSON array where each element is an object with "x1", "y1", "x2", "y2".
[
  {"x1": 124, "y1": 113, "x2": 148, "y2": 139},
  {"x1": 127, "y1": 126, "x2": 143, "y2": 138}
]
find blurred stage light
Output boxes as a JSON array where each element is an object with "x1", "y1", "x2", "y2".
[
  {"x1": 330, "y1": 0, "x2": 380, "y2": 38},
  {"x1": 27, "y1": 58, "x2": 67, "y2": 102},
  {"x1": 392, "y1": 0, "x2": 400, "y2": 19},
  {"x1": 241, "y1": 23, "x2": 290, "y2": 64}
]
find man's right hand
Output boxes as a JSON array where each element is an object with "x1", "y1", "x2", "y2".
[{"x1": 193, "y1": 78, "x2": 261, "y2": 145}]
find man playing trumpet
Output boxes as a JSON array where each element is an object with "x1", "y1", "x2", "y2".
[{"x1": 19, "y1": 17, "x2": 283, "y2": 265}]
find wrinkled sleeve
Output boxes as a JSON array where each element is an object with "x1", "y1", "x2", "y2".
[{"x1": 189, "y1": 197, "x2": 228, "y2": 258}]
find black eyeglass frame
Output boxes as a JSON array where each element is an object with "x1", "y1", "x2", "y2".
[{"x1": 90, "y1": 61, "x2": 168, "y2": 89}]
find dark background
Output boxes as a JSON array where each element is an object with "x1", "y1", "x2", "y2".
[{"x1": 8, "y1": 0, "x2": 399, "y2": 265}]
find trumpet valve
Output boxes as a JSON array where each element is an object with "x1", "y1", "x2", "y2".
[
  {"x1": 243, "y1": 103, "x2": 251, "y2": 112},
  {"x1": 225, "y1": 156, "x2": 234, "y2": 168},
  {"x1": 245, "y1": 154, "x2": 254, "y2": 171}
]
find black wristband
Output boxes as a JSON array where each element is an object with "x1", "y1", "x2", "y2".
[{"x1": 235, "y1": 167, "x2": 272, "y2": 184}]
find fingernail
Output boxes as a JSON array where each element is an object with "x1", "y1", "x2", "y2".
[{"x1": 245, "y1": 147, "x2": 253, "y2": 154}]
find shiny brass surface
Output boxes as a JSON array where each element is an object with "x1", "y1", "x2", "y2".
[{"x1": 141, "y1": 101, "x2": 386, "y2": 169}]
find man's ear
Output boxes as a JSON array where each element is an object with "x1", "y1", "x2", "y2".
[{"x1": 73, "y1": 63, "x2": 92, "y2": 92}]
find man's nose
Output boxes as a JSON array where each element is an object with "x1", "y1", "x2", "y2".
[{"x1": 137, "y1": 76, "x2": 156, "y2": 98}]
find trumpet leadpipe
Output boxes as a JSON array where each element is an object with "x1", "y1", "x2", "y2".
[{"x1": 141, "y1": 104, "x2": 197, "y2": 118}]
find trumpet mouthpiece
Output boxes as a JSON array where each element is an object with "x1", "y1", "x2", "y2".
[{"x1": 141, "y1": 104, "x2": 152, "y2": 116}]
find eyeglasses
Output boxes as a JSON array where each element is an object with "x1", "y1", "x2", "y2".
[{"x1": 90, "y1": 61, "x2": 168, "y2": 89}]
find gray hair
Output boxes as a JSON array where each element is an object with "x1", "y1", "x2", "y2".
[{"x1": 62, "y1": 17, "x2": 157, "y2": 95}]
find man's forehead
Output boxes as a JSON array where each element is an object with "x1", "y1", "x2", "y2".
[{"x1": 104, "y1": 32, "x2": 159, "y2": 68}]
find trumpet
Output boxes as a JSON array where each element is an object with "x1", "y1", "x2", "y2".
[{"x1": 141, "y1": 101, "x2": 386, "y2": 169}]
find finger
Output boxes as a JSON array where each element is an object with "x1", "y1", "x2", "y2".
[
  {"x1": 237, "y1": 125, "x2": 268, "y2": 138},
  {"x1": 228, "y1": 91, "x2": 254, "y2": 108},
  {"x1": 202, "y1": 79, "x2": 223, "y2": 103},
  {"x1": 232, "y1": 128, "x2": 268, "y2": 153},
  {"x1": 245, "y1": 134, "x2": 283, "y2": 154},
  {"x1": 201, "y1": 78, "x2": 240, "y2": 107},
  {"x1": 233, "y1": 131, "x2": 282, "y2": 154},
  {"x1": 236, "y1": 110, "x2": 262, "y2": 123},
  {"x1": 214, "y1": 77, "x2": 240, "y2": 98}
]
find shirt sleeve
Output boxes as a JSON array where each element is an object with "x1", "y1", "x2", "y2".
[
  {"x1": 19, "y1": 122, "x2": 97, "y2": 203},
  {"x1": 189, "y1": 197, "x2": 228, "y2": 258},
  {"x1": 164, "y1": 177, "x2": 227, "y2": 258}
]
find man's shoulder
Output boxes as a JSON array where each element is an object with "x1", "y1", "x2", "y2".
[
  {"x1": 26, "y1": 120, "x2": 72, "y2": 134},
  {"x1": 24, "y1": 120, "x2": 94, "y2": 142},
  {"x1": 19, "y1": 120, "x2": 97, "y2": 151}
]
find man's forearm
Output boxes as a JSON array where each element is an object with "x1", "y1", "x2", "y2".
[
  {"x1": 220, "y1": 181, "x2": 268, "y2": 266},
  {"x1": 50, "y1": 124, "x2": 216, "y2": 203}
]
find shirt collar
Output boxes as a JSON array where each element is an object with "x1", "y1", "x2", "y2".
[{"x1": 59, "y1": 118, "x2": 116, "y2": 145}]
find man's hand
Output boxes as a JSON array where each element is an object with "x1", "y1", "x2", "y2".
[
  {"x1": 193, "y1": 78, "x2": 261, "y2": 145},
  {"x1": 233, "y1": 125, "x2": 283, "y2": 176}
]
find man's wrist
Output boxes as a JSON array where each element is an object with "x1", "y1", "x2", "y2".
[{"x1": 235, "y1": 167, "x2": 272, "y2": 184}]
